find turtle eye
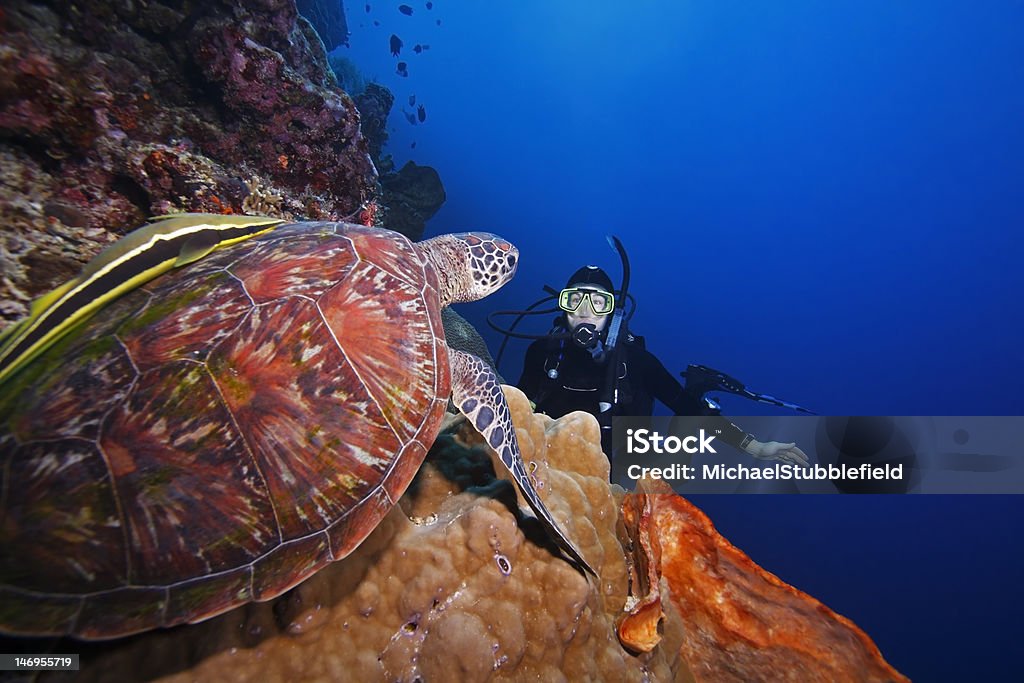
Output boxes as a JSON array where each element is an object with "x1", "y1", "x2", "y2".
[{"x1": 507, "y1": 254, "x2": 516, "y2": 268}]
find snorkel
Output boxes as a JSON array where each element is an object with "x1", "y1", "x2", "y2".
[
  {"x1": 596, "y1": 236, "x2": 630, "y2": 413},
  {"x1": 596, "y1": 236, "x2": 629, "y2": 361}
]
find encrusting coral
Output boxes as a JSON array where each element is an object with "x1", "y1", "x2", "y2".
[
  {"x1": 17, "y1": 388, "x2": 906, "y2": 682},
  {"x1": 619, "y1": 479, "x2": 910, "y2": 682}
]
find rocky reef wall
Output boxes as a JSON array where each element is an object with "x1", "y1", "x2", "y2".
[
  {"x1": 296, "y1": 0, "x2": 350, "y2": 52},
  {"x1": 0, "y1": 0, "x2": 377, "y2": 325}
]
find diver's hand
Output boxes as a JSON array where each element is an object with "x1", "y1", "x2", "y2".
[{"x1": 743, "y1": 440, "x2": 810, "y2": 467}]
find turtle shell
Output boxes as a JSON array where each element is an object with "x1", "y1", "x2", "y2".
[{"x1": 0, "y1": 222, "x2": 451, "y2": 639}]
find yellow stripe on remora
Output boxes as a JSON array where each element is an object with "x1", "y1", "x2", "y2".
[{"x1": 0, "y1": 213, "x2": 285, "y2": 387}]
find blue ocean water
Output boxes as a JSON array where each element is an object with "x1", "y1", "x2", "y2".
[{"x1": 339, "y1": 2, "x2": 1024, "y2": 680}]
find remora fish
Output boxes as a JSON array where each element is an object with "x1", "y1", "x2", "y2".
[{"x1": 0, "y1": 213, "x2": 284, "y2": 386}]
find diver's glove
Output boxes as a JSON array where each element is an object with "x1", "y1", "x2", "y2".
[{"x1": 741, "y1": 436, "x2": 810, "y2": 467}]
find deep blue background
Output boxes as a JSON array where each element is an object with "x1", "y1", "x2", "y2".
[{"x1": 339, "y1": 2, "x2": 1024, "y2": 680}]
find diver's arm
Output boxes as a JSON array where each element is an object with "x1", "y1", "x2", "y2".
[
  {"x1": 686, "y1": 409, "x2": 748, "y2": 450},
  {"x1": 639, "y1": 350, "x2": 749, "y2": 449},
  {"x1": 692, "y1": 409, "x2": 807, "y2": 465},
  {"x1": 641, "y1": 350, "x2": 809, "y2": 463}
]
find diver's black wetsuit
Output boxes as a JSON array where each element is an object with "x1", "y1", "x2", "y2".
[{"x1": 517, "y1": 334, "x2": 748, "y2": 455}]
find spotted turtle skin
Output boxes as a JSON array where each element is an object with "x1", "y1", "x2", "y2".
[{"x1": 0, "y1": 222, "x2": 463, "y2": 638}]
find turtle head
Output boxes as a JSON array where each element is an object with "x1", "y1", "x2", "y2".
[{"x1": 418, "y1": 232, "x2": 519, "y2": 306}]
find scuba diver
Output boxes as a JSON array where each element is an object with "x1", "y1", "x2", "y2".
[{"x1": 488, "y1": 238, "x2": 810, "y2": 467}]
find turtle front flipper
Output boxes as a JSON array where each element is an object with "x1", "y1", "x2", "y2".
[{"x1": 448, "y1": 347, "x2": 596, "y2": 577}]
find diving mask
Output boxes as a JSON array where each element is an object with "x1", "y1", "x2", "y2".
[{"x1": 558, "y1": 287, "x2": 615, "y2": 316}]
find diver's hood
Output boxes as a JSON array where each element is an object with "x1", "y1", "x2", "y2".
[{"x1": 565, "y1": 265, "x2": 614, "y2": 292}]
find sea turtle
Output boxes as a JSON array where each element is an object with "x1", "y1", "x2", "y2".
[{"x1": 0, "y1": 215, "x2": 593, "y2": 640}]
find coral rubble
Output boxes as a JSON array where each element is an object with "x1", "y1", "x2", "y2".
[{"x1": 11, "y1": 388, "x2": 906, "y2": 682}]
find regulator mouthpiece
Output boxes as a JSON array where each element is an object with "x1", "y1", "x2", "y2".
[{"x1": 572, "y1": 323, "x2": 599, "y2": 350}]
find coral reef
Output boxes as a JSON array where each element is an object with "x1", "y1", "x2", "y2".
[
  {"x1": 0, "y1": 0, "x2": 377, "y2": 326},
  {"x1": 352, "y1": 82, "x2": 395, "y2": 173},
  {"x1": 329, "y1": 53, "x2": 368, "y2": 97},
  {"x1": 619, "y1": 479, "x2": 910, "y2": 682},
  {"x1": 381, "y1": 161, "x2": 447, "y2": 241},
  {"x1": 7, "y1": 388, "x2": 905, "y2": 682},
  {"x1": 297, "y1": 0, "x2": 350, "y2": 52}
]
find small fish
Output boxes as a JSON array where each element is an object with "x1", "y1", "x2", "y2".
[
  {"x1": 408, "y1": 94, "x2": 416, "y2": 106},
  {"x1": 403, "y1": 109, "x2": 417, "y2": 125},
  {"x1": 413, "y1": 43, "x2": 431, "y2": 53},
  {"x1": 411, "y1": 141, "x2": 417, "y2": 149},
  {"x1": 374, "y1": 20, "x2": 380, "y2": 26},
  {"x1": 398, "y1": 4, "x2": 413, "y2": 15},
  {"x1": 436, "y1": 19, "x2": 441, "y2": 26},
  {"x1": 390, "y1": 34, "x2": 403, "y2": 56},
  {"x1": 426, "y1": 1, "x2": 433, "y2": 9},
  {"x1": 396, "y1": 62, "x2": 409, "y2": 77},
  {"x1": 365, "y1": 3, "x2": 371, "y2": 12},
  {"x1": 417, "y1": 104, "x2": 426, "y2": 122}
]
